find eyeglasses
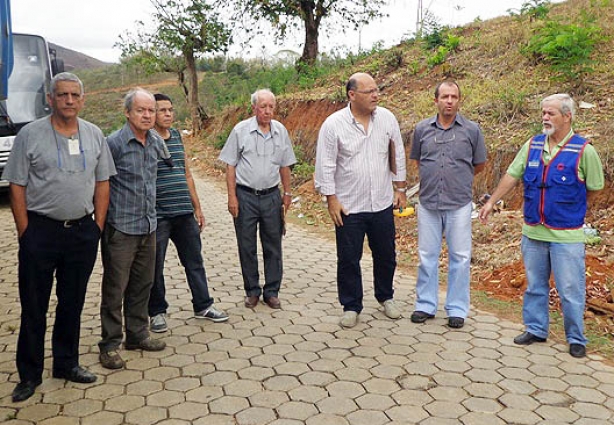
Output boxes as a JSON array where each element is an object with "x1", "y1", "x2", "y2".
[
  {"x1": 354, "y1": 88, "x2": 379, "y2": 95},
  {"x1": 433, "y1": 132, "x2": 456, "y2": 144}
]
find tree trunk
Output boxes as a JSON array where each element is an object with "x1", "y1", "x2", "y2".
[
  {"x1": 184, "y1": 48, "x2": 207, "y2": 133},
  {"x1": 299, "y1": 2, "x2": 319, "y2": 69}
]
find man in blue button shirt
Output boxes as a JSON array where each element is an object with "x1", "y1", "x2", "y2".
[{"x1": 98, "y1": 88, "x2": 169, "y2": 369}]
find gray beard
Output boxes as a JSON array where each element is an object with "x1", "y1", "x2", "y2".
[{"x1": 543, "y1": 126, "x2": 555, "y2": 136}]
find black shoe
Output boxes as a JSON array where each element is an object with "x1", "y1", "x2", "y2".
[
  {"x1": 410, "y1": 311, "x2": 434, "y2": 323},
  {"x1": 53, "y1": 366, "x2": 97, "y2": 383},
  {"x1": 12, "y1": 379, "x2": 42, "y2": 402},
  {"x1": 448, "y1": 317, "x2": 465, "y2": 329},
  {"x1": 569, "y1": 344, "x2": 586, "y2": 358},
  {"x1": 513, "y1": 331, "x2": 547, "y2": 345}
]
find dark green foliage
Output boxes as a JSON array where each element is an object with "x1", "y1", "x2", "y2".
[
  {"x1": 508, "y1": 0, "x2": 551, "y2": 21},
  {"x1": 522, "y1": 16, "x2": 604, "y2": 80}
]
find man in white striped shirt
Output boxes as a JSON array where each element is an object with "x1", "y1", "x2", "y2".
[{"x1": 315, "y1": 72, "x2": 407, "y2": 328}]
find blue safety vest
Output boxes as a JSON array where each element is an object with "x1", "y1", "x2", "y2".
[{"x1": 523, "y1": 133, "x2": 588, "y2": 229}]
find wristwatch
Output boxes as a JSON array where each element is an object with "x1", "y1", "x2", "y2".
[{"x1": 395, "y1": 187, "x2": 407, "y2": 193}]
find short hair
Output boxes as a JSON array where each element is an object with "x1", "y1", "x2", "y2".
[
  {"x1": 124, "y1": 88, "x2": 155, "y2": 111},
  {"x1": 251, "y1": 89, "x2": 275, "y2": 106},
  {"x1": 345, "y1": 77, "x2": 359, "y2": 99},
  {"x1": 434, "y1": 80, "x2": 461, "y2": 99},
  {"x1": 541, "y1": 93, "x2": 576, "y2": 120},
  {"x1": 49, "y1": 72, "x2": 84, "y2": 97},
  {"x1": 154, "y1": 93, "x2": 172, "y2": 103}
]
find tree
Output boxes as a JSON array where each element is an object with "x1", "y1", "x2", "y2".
[
  {"x1": 233, "y1": 0, "x2": 388, "y2": 68},
  {"x1": 117, "y1": 0, "x2": 231, "y2": 132}
]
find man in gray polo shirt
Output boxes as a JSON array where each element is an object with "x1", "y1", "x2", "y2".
[
  {"x1": 2, "y1": 72, "x2": 116, "y2": 402},
  {"x1": 410, "y1": 80, "x2": 487, "y2": 329},
  {"x1": 219, "y1": 89, "x2": 296, "y2": 310}
]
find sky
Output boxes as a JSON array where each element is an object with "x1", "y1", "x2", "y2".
[{"x1": 9, "y1": 0, "x2": 565, "y2": 63}]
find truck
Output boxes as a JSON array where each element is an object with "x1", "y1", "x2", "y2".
[{"x1": 0, "y1": 33, "x2": 64, "y2": 187}]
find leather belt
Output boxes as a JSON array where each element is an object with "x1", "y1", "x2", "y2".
[
  {"x1": 28, "y1": 211, "x2": 92, "y2": 228},
  {"x1": 236, "y1": 184, "x2": 278, "y2": 196}
]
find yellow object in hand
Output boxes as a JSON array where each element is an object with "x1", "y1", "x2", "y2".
[{"x1": 393, "y1": 206, "x2": 415, "y2": 217}]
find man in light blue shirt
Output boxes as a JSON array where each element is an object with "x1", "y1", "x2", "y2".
[{"x1": 219, "y1": 89, "x2": 296, "y2": 310}]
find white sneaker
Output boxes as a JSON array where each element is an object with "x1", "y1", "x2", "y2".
[
  {"x1": 150, "y1": 313, "x2": 168, "y2": 333},
  {"x1": 340, "y1": 311, "x2": 358, "y2": 328},
  {"x1": 382, "y1": 299, "x2": 401, "y2": 319}
]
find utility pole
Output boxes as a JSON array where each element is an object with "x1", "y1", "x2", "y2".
[{"x1": 416, "y1": 0, "x2": 423, "y2": 36}]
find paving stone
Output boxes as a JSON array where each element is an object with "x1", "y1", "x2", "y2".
[
  {"x1": 496, "y1": 407, "x2": 542, "y2": 425},
  {"x1": 536, "y1": 405, "x2": 580, "y2": 422},
  {"x1": 235, "y1": 406, "x2": 277, "y2": 425},
  {"x1": 460, "y1": 411, "x2": 506, "y2": 425},
  {"x1": 277, "y1": 400, "x2": 319, "y2": 420},
  {"x1": 316, "y1": 396, "x2": 359, "y2": 415},
  {"x1": 38, "y1": 417, "x2": 79, "y2": 425},
  {"x1": 81, "y1": 411, "x2": 125, "y2": 425},
  {"x1": 462, "y1": 396, "x2": 504, "y2": 413},
  {"x1": 42, "y1": 388, "x2": 84, "y2": 404},
  {"x1": 126, "y1": 380, "x2": 164, "y2": 396},
  {"x1": 498, "y1": 378, "x2": 538, "y2": 395},
  {"x1": 571, "y1": 402, "x2": 613, "y2": 420},
  {"x1": 428, "y1": 386, "x2": 469, "y2": 403},
  {"x1": 62, "y1": 399, "x2": 103, "y2": 417},
  {"x1": 16, "y1": 404, "x2": 60, "y2": 423},
  {"x1": 208, "y1": 395, "x2": 250, "y2": 415},
  {"x1": 305, "y1": 413, "x2": 349, "y2": 425},
  {"x1": 345, "y1": 409, "x2": 389, "y2": 425},
  {"x1": 424, "y1": 400, "x2": 468, "y2": 419},
  {"x1": 385, "y1": 404, "x2": 429, "y2": 422},
  {"x1": 355, "y1": 393, "x2": 395, "y2": 410},
  {"x1": 249, "y1": 390, "x2": 290, "y2": 408},
  {"x1": 125, "y1": 406, "x2": 167, "y2": 425}
]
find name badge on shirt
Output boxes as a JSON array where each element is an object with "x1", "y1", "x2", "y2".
[{"x1": 68, "y1": 137, "x2": 80, "y2": 155}]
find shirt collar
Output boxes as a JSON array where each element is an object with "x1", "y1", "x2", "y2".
[
  {"x1": 430, "y1": 113, "x2": 465, "y2": 129},
  {"x1": 249, "y1": 116, "x2": 279, "y2": 137},
  {"x1": 344, "y1": 103, "x2": 378, "y2": 124}
]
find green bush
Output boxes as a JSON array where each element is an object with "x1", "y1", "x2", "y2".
[
  {"x1": 508, "y1": 0, "x2": 551, "y2": 21},
  {"x1": 523, "y1": 18, "x2": 603, "y2": 80}
]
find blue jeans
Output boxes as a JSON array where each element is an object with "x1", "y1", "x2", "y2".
[
  {"x1": 335, "y1": 206, "x2": 396, "y2": 313},
  {"x1": 521, "y1": 235, "x2": 587, "y2": 345},
  {"x1": 414, "y1": 202, "x2": 472, "y2": 318},
  {"x1": 149, "y1": 214, "x2": 213, "y2": 316}
]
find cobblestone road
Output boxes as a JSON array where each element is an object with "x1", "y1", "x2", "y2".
[{"x1": 1, "y1": 176, "x2": 613, "y2": 424}]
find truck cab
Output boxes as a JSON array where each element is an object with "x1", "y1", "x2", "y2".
[{"x1": 0, "y1": 33, "x2": 62, "y2": 187}]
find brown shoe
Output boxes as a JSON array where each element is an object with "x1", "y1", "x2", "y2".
[
  {"x1": 264, "y1": 296, "x2": 281, "y2": 309},
  {"x1": 99, "y1": 350, "x2": 125, "y2": 369},
  {"x1": 245, "y1": 296, "x2": 259, "y2": 308},
  {"x1": 125, "y1": 337, "x2": 166, "y2": 351}
]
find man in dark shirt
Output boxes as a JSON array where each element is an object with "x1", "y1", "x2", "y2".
[{"x1": 148, "y1": 93, "x2": 228, "y2": 333}]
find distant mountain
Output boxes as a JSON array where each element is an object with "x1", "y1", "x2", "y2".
[{"x1": 49, "y1": 43, "x2": 112, "y2": 71}]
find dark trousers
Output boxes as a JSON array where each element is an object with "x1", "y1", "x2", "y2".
[
  {"x1": 234, "y1": 188, "x2": 283, "y2": 299},
  {"x1": 335, "y1": 206, "x2": 396, "y2": 313},
  {"x1": 99, "y1": 226, "x2": 155, "y2": 352},
  {"x1": 149, "y1": 214, "x2": 213, "y2": 316},
  {"x1": 17, "y1": 212, "x2": 100, "y2": 382}
]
